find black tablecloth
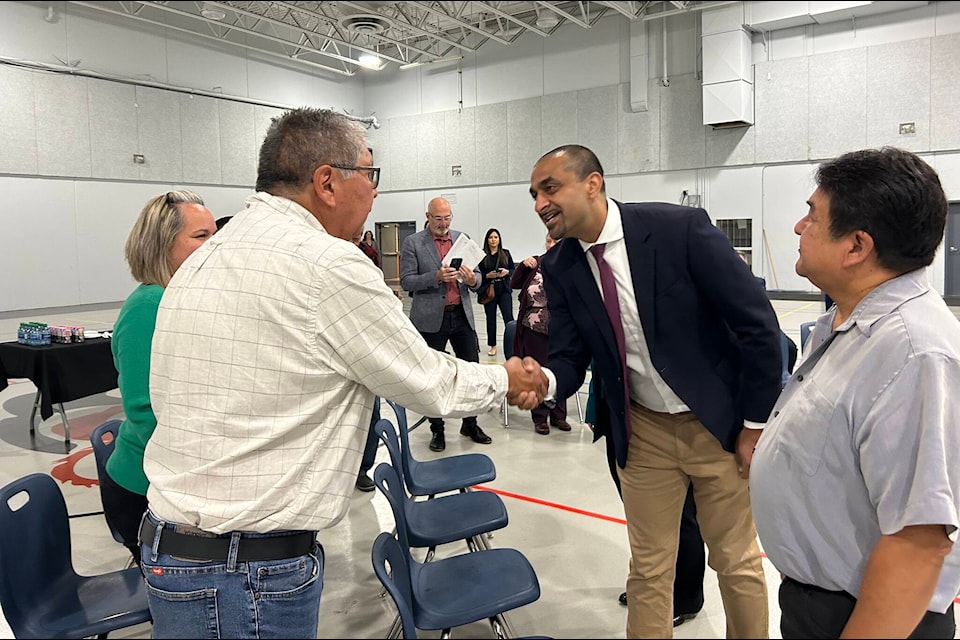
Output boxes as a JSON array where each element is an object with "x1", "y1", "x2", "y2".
[{"x1": 0, "y1": 338, "x2": 118, "y2": 420}]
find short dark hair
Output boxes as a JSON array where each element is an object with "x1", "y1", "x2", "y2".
[
  {"x1": 816, "y1": 147, "x2": 947, "y2": 274},
  {"x1": 215, "y1": 216, "x2": 233, "y2": 231},
  {"x1": 538, "y1": 145, "x2": 606, "y2": 194},
  {"x1": 255, "y1": 108, "x2": 366, "y2": 194}
]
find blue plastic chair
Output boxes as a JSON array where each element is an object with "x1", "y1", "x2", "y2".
[
  {"x1": 0, "y1": 473, "x2": 151, "y2": 639},
  {"x1": 373, "y1": 463, "x2": 541, "y2": 638},
  {"x1": 382, "y1": 399, "x2": 496, "y2": 496},
  {"x1": 374, "y1": 419, "x2": 508, "y2": 557},
  {"x1": 89, "y1": 419, "x2": 126, "y2": 546}
]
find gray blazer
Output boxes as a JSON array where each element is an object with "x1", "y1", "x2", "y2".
[{"x1": 400, "y1": 229, "x2": 482, "y2": 334}]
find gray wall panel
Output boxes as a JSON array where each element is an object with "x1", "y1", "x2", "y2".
[
  {"x1": 136, "y1": 86, "x2": 182, "y2": 182},
  {"x1": 618, "y1": 82, "x2": 661, "y2": 174},
  {"x1": 219, "y1": 100, "x2": 256, "y2": 187},
  {"x1": 0, "y1": 65, "x2": 38, "y2": 175},
  {"x1": 180, "y1": 94, "x2": 222, "y2": 185},
  {"x1": 541, "y1": 90, "x2": 578, "y2": 155},
  {"x1": 366, "y1": 123, "x2": 390, "y2": 192},
  {"x1": 706, "y1": 124, "x2": 755, "y2": 167},
  {"x1": 253, "y1": 105, "x2": 285, "y2": 159},
  {"x1": 809, "y1": 48, "x2": 867, "y2": 160},
  {"x1": 660, "y1": 73, "x2": 705, "y2": 170},
  {"x1": 931, "y1": 34, "x2": 960, "y2": 151},
  {"x1": 507, "y1": 97, "x2": 542, "y2": 183},
  {"x1": 578, "y1": 85, "x2": 620, "y2": 174},
  {"x1": 389, "y1": 115, "x2": 420, "y2": 190},
  {"x1": 88, "y1": 79, "x2": 139, "y2": 180},
  {"x1": 417, "y1": 112, "x2": 446, "y2": 188},
  {"x1": 867, "y1": 39, "x2": 931, "y2": 151},
  {"x1": 755, "y1": 57, "x2": 808, "y2": 164},
  {"x1": 445, "y1": 108, "x2": 476, "y2": 188},
  {"x1": 35, "y1": 73, "x2": 91, "y2": 178},
  {"x1": 476, "y1": 103, "x2": 508, "y2": 185},
  {"x1": 0, "y1": 177, "x2": 80, "y2": 312}
]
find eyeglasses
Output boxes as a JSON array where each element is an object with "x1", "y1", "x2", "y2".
[{"x1": 330, "y1": 164, "x2": 380, "y2": 189}]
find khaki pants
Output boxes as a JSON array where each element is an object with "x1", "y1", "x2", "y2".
[{"x1": 619, "y1": 404, "x2": 768, "y2": 639}]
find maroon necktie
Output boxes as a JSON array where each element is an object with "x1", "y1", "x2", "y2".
[{"x1": 588, "y1": 243, "x2": 632, "y2": 440}]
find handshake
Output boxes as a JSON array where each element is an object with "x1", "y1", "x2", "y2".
[{"x1": 502, "y1": 356, "x2": 550, "y2": 410}]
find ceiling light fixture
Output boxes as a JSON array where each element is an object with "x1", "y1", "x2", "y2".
[
  {"x1": 399, "y1": 56, "x2": 463, "y2": 70},
  {"x1": 201, "y1": 2, "x2": 226, "y2": 20},
  {"x1": 358, "y1": 52, "x2": 383, "y2": 69}
]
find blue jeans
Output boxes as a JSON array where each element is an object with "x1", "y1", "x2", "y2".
[{"x1": 140, "y1": 512, "x2": 324, "y2": 639}]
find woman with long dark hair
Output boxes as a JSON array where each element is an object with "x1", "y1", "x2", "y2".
[{"x1": 477, "y1": 228, "x2": 515, "y2": 356}]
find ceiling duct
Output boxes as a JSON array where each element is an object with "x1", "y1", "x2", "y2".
[
  {"x1": 338, "y1": 13, "x2": 393, "y2": 35},
  {"x1": 744, "y1": 1, "x2": 930, "y2": 31},
  {"x1": 701, "y1": 3, "x2": 753, "y2": 129}
]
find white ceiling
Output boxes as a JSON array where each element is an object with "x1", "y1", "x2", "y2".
[{"x1": 66, "y1": 1, "x2": 737, "y2": 76}]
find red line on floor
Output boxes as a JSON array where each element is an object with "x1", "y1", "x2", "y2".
[{"x1": 477, "y1": 485, "x2": 960, "y2": 605}]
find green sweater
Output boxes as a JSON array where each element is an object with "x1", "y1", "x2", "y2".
[{"x1": 106, "y1": 283, "x2": 163, "y2": 495}]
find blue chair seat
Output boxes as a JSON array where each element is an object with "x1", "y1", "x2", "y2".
[{"x1": 383, "y1": 399, "x2": 496, "y2": 496}]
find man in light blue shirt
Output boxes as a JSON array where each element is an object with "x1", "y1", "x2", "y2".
[{"x1": 751, "y1": 147, "x2": 960, "y2": 638}]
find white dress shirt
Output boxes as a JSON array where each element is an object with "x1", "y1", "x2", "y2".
[{"x1": 145, "y1": 192, "x2": 507, "y2": 534}]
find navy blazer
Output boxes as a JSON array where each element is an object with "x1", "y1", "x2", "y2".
[{"x1": 540, "y1": 200, "x2": 782, "y2": 469}]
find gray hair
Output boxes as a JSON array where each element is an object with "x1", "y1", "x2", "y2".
[
  {"x1": 255, "y1": 108, "x2": 367, "y2": 195},
  {"x1": 125, "y1": 190, "x2": 205, "y2": 287}
]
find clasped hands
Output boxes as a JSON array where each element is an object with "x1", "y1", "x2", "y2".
[
  {"x1": 437, "y1": 265, "x2": 477, "y2": 287},
  {"x1": 503, "y1": 356, "x2": 549, "y2": 410}
]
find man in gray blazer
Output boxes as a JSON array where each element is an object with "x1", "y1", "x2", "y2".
[{"x1": 400, "y1": 196, "x2": 493, "y2": 451}]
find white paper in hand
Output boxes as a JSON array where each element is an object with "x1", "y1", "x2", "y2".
[{"x1": 444, "y1": 234, "x2": 485, "y2": 270}]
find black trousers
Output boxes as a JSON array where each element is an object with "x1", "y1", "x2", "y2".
[
  {"x1": 420, "y1": 306, "x2": 480, "y2": 434},
  {"x1": 99, "y1": 469, "x2": 148, "y2": 566},
  {"x1": 605, "y1": 434, "x2": 705, "y2": 615},
  {"x1": 780, "y1": 576, "x2": 956, "y2": 639},
  {"x1": 359, "y1": 396, "x2": 381, "y2": 476}
]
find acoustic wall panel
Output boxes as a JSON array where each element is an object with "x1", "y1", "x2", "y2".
[
  {"x1": 74, "y1": 181, "x2": 160, "y2": 305},
  {"x1": 659, "y1": 74, "x2": 705, "y2": 171},
  {"x1": 417, "y1": 111, "x2": 446, "y2": 188},
  {"x1": 0, "y1": 65, "x2": 38, "y2": 175},
  {"x1": 578, "y1": 84, "x2": 620, "y2": 175},
  {"x1": 88, "y1": 79, "x2": 139, "y2": 180},
  {"x1": 218, "y1": 100, "x2": 256, "y2": 187},
  {"x1": 388, "y1": 114, "x2": 420, "y2": 190},
  {"x1": 808, "y1": 48, "x2": 867, "y2": 161},
  {"x1": 35, "y1": 73, "x2": 91, "y2": 178},
  {"x1": 180, "y1": 93, "x2": 222, "y2": 185},
  {"x1": 931, "y1": 33, "x2": 960, "y2": 151},
  {"x1": 253, "y1": 105, "x2": 285, "y2": 158},
  {"x1": 706, "y1": 123, "x2": 755, "y2": 167},
  {"x1": 476, "y1": 103, "x2": 508, "y2": 185},
  {"x1": 755, "y1": 57, "x2": 808, "y2": 164},
  {"x1": 445, "y1": 108, "x2": 476, "y2": 187},
  {"x1": 136, "y1": 86, "x2": 183, "y2": 183},
  {"x1": 618, "y1": 81, "x2": 661, "y2": 175},
  {"x1": 506, "y1": 97, "x2": 542, "y2": 183},
  {"x1": 0, "y1": 177, "x2": 80, "y2": 312},
  {"x1": 867, "y1": 38, "x2": 931, "y2": 151},
  {"x1": 541, "y1": 91, "x2": 578, "y2": 159},
  {"x1": 366, "y1": 122, "x2": 390, "y2": 192}
]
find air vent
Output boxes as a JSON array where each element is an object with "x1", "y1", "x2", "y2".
[{"x1": 338, "y1": 14, "x2": 393, "y2": 35}]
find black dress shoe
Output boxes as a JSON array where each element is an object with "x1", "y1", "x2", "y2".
[
  {"x1": 460, "y1": 424, "x2": 492, "y2": 444},
  {"x1": 355, "y1": 473, "x2": 375, "y2": 492},
  {"x1": 429, "y1": 431, "x2": 445, "y2": 452},
  {"x1": 673, "y1": 612, "x2": 698, "y2": 627},
  {"x1": 618, "y1": 591, "x2": 627, "y2": 606}
]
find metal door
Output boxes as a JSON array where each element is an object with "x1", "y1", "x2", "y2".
[
  {"x1": 376, "y1": 221, "x2": 417, "y2": 293},
  {"x1": 946, "y1": 203, "x2": 960, "y2": 298}
]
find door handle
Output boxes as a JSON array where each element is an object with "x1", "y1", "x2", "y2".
[{"x1": 950, "y1": 246, "x2": 959, "y2": 253}]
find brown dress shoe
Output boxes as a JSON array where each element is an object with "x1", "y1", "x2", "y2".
[
  {"x1": 534, "y1": 423, "x2": 550, "y2": 435},
  {"x1": 551, "y1": 419, "x2": 572, "y2": 431}
]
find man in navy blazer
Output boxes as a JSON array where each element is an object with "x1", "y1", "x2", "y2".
[{"x1": 531, "y1": 145, "x2": 782, "y2": 638}]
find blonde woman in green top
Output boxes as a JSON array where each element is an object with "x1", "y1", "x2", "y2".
[{"x1": 100, "y1": 191, "x2": 215, "y2": 564}]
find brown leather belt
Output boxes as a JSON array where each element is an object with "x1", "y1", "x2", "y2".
[
  {"x1": 444, "y1": 304, "x2": 460, "y2": 312},
  {"x1": 139, "y1": 520, "x2": 316, "y2": 562}
]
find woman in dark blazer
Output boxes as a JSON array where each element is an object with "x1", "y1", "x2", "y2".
[
  {"x1": 509, "y1": 233, "x2": 570, "y2": 433},
  {"x1": 477, "y1": 228, "x2": 515, "y2": 356}
]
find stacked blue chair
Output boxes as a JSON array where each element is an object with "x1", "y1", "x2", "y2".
[
  {"x1": 382, "y1": 399, "x2": 496, "y2": 497},
  {"x1": 89, "y1": 418, "x2": 137, "y2": 569},
  {"x1": 374, "y1": 419, "x2": 508, "y2": 559},
  {"x1": 800, "y1": 320, "x2": 816, "y2": 356},
  {"x1": 373, "y1": 462, "x2": 541, "y2": 639},
  {"x1": 0, "y1": 472, "x2": 151, "y2": 639}
]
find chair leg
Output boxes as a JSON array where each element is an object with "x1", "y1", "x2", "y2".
[
  {"x1": 501, "y1": 397, "x2": 509, "y2": 427},
  {"x1": 490, "y1": 611, "x2": 519, "y2": 639},
  {"x1": 385, "y1": 613, "x2": 403, "y2": 639},
  {"x1": 575, "y1": 391, "x2": 584, "y2": 423}
]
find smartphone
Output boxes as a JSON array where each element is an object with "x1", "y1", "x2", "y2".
[{"x1": 449, "y1": 258, "x2": 463, "y2": 269}]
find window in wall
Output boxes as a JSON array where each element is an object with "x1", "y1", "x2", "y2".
[{"x1": 716, "y1": 218, "x2": 753, "y2": 266}]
